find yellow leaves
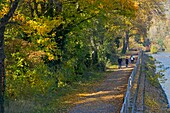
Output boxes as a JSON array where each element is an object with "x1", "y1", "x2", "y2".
[
  {"x1": 91, "y1": 9, "x2": 100, "y2": 15},
  {"x1": 134, "y1": 1, "x2": 139, "y2": 10},
  {"x1": 109, "y1": 25, "x2": 120, "y2": 31},
  {"x1": 95, "y1": 0, "x2": 113, "y2": 12},
  {"x1": 24, "y1": 0, "x2": 48, "y2": 2},
  {"x1": 125, "y1": 20, "x2": 132, "y2": 25},
  {"x1": 28, "y1": 40, "x2": 56, "y2": 61},
  {"x1": 86, "y1": 0, "x2": 97, "y2": 5},
  {"x1": 98, "y1": 3, "x2": 104, "y2": 9},
  {"x1": 12, "y1": 13, "x2": 26, "y2": 23},
  {"x1": 36, "y1": 37, "x2": 58, "y2": 61},
  {"x1": 140, "y1": 36, "x2": 144, "y2": 43},
  {"x1": 36, "y1": 38, "x2": 50, "y2": 45},
  {"x1": 94, "y1": 10, "x2": 100, "y2": 14},
  {"x1": 36, "y1": 39, "x2": 41, "y2": 44},
  {"x1": 131, "y1": 29, "x2": 138, "y2": 34},
  {"x1": 38, "y1": 25, "x2": 49, "y2": 35},
  {"x1": 120, "y1": 0, "x2": 138, "y2": 12},
  {"x1": 0, "y1": 4, "x2": 10, "y2": 17},
  {"x1": 35, "y1": 0, "x2": 48, "y2": 2},
  {"x1": 24, "y1": 17, "x2": 62, "y2": 36},
  {"x1": 47, "y1": 53, "x2": 55, "y2": 61}
]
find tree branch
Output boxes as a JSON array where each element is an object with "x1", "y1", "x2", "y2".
[
  {"x1": 74, "y1": 14, "x2": 97, "y2": 27},
  {"x1": 0, "y1": 0, "x2": 20, "y2": 28}
]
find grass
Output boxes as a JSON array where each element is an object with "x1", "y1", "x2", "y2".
[
  {"x1": 145, "y1": 94, "x2": 159, "y2": 111},
  {"x1": 5, "y1": 100, "x2": 35, "y2": 113}
]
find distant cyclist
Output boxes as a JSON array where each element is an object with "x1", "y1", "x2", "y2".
[{"x1": 130, "y1": 55, "x2": 135, "y2": 63}]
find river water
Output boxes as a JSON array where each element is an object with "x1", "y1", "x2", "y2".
[{"x1": 151, "y1": 52, "x2": 170, "y2": 107}]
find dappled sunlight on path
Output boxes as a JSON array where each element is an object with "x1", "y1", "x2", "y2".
[{"x1": 68, "y1": 54, "x2": 138, "y2": 113}]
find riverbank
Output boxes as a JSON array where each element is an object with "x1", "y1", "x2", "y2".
[{"x1": 143, "y1": 54, "x2": 170, "y2": 112}]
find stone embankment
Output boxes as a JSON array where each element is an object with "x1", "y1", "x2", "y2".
[
  {"x1": 122, "y1": 52, "x2": 170, "y2": 113},
  {"x1": 142, "y1": 54, "x2": 170, "y2": 113}
]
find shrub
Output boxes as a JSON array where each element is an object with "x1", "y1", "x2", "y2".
[{"x1": 150, "y1": 45, "x2": 158, "y2": 54}]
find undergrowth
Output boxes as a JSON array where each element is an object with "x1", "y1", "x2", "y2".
[{"x1": 5, "y1": 71, "x2": 106, "y2": 113}]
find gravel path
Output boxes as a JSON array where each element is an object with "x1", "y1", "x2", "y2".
[{"x1": 68, "y1": 64, "x2": 136, "y2": 113}]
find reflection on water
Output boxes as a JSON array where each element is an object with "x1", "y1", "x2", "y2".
[{"x1": 152, "y1": 52, "x2": 170, "y2": 107}]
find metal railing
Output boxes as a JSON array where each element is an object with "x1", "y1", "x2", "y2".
[{"x1": 120, "y1": 51, "x2": 142, "y2": 113}]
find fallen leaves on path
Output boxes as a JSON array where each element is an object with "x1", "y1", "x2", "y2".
[{"x1": 67, "y1": 65, "x2": 136, "y2": 113}]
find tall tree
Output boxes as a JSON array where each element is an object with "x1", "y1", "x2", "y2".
[
  {"x1": 0, "y1": 0, "x2": 20, "y2": 112},
  {"x1": 121, "y1": 0, "x2": 166, "y2": 53}
]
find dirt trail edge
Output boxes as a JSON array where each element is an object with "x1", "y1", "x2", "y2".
[{"x1": 68, "y1": 64, "x2": 136, "y2": 113}]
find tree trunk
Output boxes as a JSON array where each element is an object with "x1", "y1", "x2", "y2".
[
  {"x1": 90, "y1": 36, "x2": 98, "y2": 65},
  {"x1": 0, "y1": 26, "x2": 5, "y2": 113},
  {"x1": 122, "y1": 31, "x2": 129, "y2": 54},
  {"x1": 92, "y1": 50, "x2": 98, "y2": 65},
  {"x1": 0, "y1": 1, "x2": 20, "y2": 112}
]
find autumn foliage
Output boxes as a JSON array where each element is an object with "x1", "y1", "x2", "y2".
[{"x1": 0, "y1": 0, "x2": 166, "y2": 112}]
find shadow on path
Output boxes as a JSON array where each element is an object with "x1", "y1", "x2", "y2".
[{"x1": 68, "y1": 56, "x2": 138, "y2": 113}]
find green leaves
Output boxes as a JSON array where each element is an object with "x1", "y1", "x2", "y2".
[{"x1": 2, "y1": 0, "x2": 167, "y2": 112}]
